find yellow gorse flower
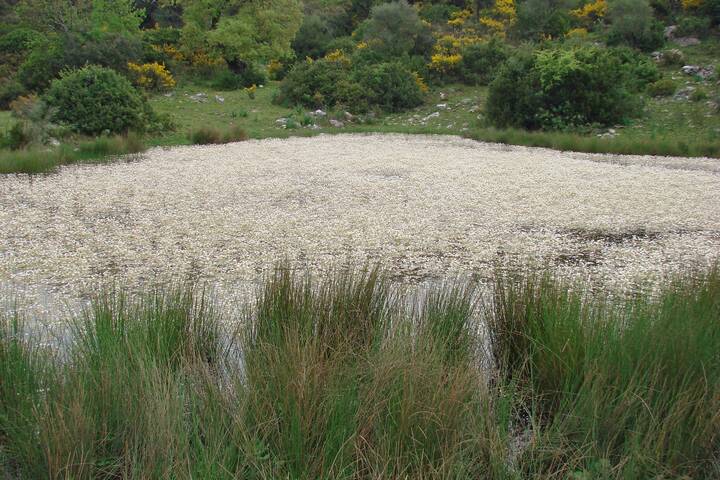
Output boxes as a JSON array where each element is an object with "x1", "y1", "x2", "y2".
[
  {"x1": 324, "y1": 49, "x2": 351, "y2": 66},
  {"x1": 245, "y1": 84, "x2": 257, "y2": 99},
  {"x1": 429, "y1": 53, "x2": 463, "y2": 74},
  {"x1": 571, "y1": 0, "x2": 607, "y2": 21},
  {"x1": 565, "y1": 27, "x2": 589, "y2": 38},
  {"x1": 127, "y1": 62, "x2": 176, "y2": 92}
]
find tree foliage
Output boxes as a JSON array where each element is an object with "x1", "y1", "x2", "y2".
[
  {"x1": 177, "y1": 0, "x2": 302, "y2": 66},
  {"x1": 360, "y1": 0, "x2": 434, "y2": 57},
  {"x1": 16, "y1": 0, "x2": 143, "y2": 35}
]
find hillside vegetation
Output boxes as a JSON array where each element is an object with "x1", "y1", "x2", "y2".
[{"x1": 0, "y1": 0, "x2": 718, "y2": 171}]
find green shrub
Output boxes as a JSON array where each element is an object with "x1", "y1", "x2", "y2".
[
  {"x1": 1, "y1": 123, "x2": 31, "y2": 150},
  {"x1": 353, "y1": 62, "x2": 424, "y2": 112},
  {"x1": 16, "y1": 37, "x2": 67, "y2": 92},
  {"x1": 349, "y1": 43, "x2": 388, "y2": 67},
  {"x1": 17, "y1": 32, "x2": 143, "y2": 93},
  {"x1": 64, "y1": 32, "x2": 143, "y2": 74},
  {"x1": 609, "y1": 46, "x2": 661, "y2": 89},
  {"x1": 360, "y1": 0, "x2": 434, "y2": 58},
  {"x1": 278, "y1": 57, "x2": 422, "y2": 113},
  {"x1": 278, "y1": 58, "x2": 353, "y2": 108},
  {"x1": 0, "y1": 28, "x2": 38, "y2": 54},
  {"x1": 418, "y1": 3, "x2": 461, "y2": 24},
  {"x1": 325, "y1": 36, "x2": 357, "y2": 54},
  {"x1": 646, "y1": 78, "x2": 677, "y2": 97},
  {"x1": 210, "y1": 64, "x2": 266, "y2": 90},
  {"x1": 487, "y1": 46, "x2": 643, "y2": 130},
  {"x1": 514, "y1": 0, "x2": 572, "y2": 40},
  {"x1": 5, "y1": 95, "x2": 62, "y2": 148},
  {"x1": 606, "y1": 0, "x2": 665, "y2": 51},
  {"x1": 44, "y1": 66, "x2": 151, "y2": 135},
  {"x1": 675, "y1": 15, "x2": 711, "y2": 37},
  {"x1": 459, "y1": 38, "x2": 509, "y2": 85},
  {"x1": 0, "y1": 78, "x2": 24, "y2": 109},
  {"x1": 292, "y1": 15, "x2": 336, "y2": 59},
  {"x1": 335, "y1": 79, "x2": 372, "y2": 112}
]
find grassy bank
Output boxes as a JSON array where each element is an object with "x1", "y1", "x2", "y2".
[
  {"x1": 467, "y1": 127, "x2": 720, "y2": 157},
  {"x1": 0, "y1": 134, "x2": 146, "y2": 175},
  {"x1": 0, "y1": 124, "x2": 253, "y2": 174},
  {"x1": 1, "y1": 266, "x2": 718, "y2": 478}
]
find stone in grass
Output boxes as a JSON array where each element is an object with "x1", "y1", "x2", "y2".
[
  {"x1": 215, "y1": 95, "x2": 225, "y2": 103},
  {"x1": 653, "y1": 49, "x2": 684, "y2": 65},
  {"x1": 681, "y1": 65, "x2": 715, "y2": 80},
  {"x1": 189, "y1": 92, "x2": 208, "y2": 102},
  {"x1": 674, "y1": 86, "x2": 696, "y2": 101},
  {"x1": 329, "y1": 119, "x2": 345, "y2": 128},
  {"x1": 276, "y1": 118, "x2": 288, "y2": 125},
  {"x1": 664, "y1": 25, "x2": 677, "y2": 40},
  {"x1": 311, "y1": 109, "x2": 326, "y2": 117},
  {"x1": 423, "y1": 112, "x2": 440, "y2": 122},
  {"x1": 675, "y1": 37, "x2": 700, "y2": 47}
]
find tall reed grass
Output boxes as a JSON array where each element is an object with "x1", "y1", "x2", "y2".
[{"x1": 1, "y1": 265, "x2": 718, "y2": 478}]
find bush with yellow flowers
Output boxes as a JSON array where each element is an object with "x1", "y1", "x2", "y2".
[
  {"x1": 324, "y1": 49, "x2": 351, "y2": 67},
  {"x1": 570, "y1": 0, "x2": 607, "y2": 25},
  {"x1": 429, "y1": 52, "x2": 463, "y2": 74},
  {"x1": 245, "y1": 84, "x2": 257, "y2": 99},
  {"x1": 565, "y1": 27, "x2": 589, "y2": 38},
  {"x1": 151, "y1": 44, "x2": 185, "y2": 63},
  {"x1": 429, "y1": 34, "x2": 463, "y2": 75},
  {"x1": 127, "y1": 62, "x2": 176, "y2": 92},
  {"x1": 681, "y1": 0, "x2": 702, "y2": 8},
  {"x1": 479, "y1": 0, "x2": 517, "y2": 37}
]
